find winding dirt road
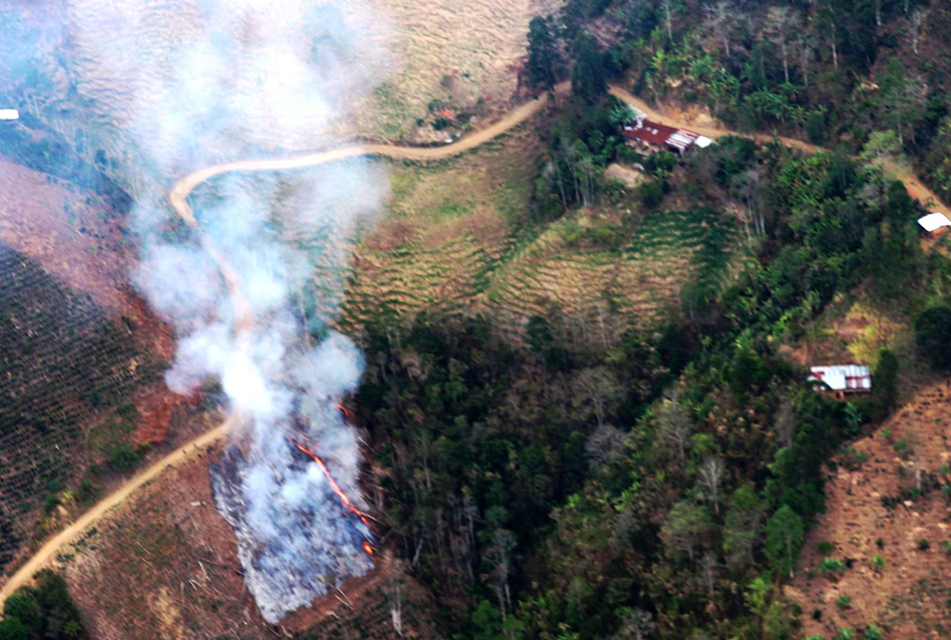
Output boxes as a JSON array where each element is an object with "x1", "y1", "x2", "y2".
[{"x1": 3, "y1": 82, "x2": 949, "y2": 608}]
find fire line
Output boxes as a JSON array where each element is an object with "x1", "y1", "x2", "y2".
[{"x1": 293, "y1": 441, "x2": 374, "y2": 540}]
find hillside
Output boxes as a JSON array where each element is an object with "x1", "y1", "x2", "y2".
[{"x1": 789, "y1": 381, "x2": 951, "y2": 639}]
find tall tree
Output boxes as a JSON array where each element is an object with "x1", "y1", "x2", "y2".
[
  {"x1": 571, "y1": 33, "x2": 607, "y2": 104},
  {"x1": 765, "y1": 505, "x2": 804, "y2": 578},
  {"x1": 527, "y1": 15, "x2": 560, "y2": 94},
  {"x1": 722, "y1": 484, "x2": 766, "y2": 569},
  {"x1": 766, "y1": 6, "x2": 799, "y2": 85}
]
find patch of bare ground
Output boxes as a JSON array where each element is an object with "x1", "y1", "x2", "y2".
[
  {"x1": 0, "y1": 159, "x2": 133, "y2": 311},
  {"x1": 787, "y1": 380, "x2": 951, "y2": 639},
  {"x1": 60, "y1": 448, "x2": 440, "y2": 640}
]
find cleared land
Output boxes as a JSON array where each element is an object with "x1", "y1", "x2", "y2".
[
  {"x1": 44, "y1": 447, "x2": 439, "y2": 640},
  {"x1": 788, "y1": 381, "x2": 951, "y2": 639}
]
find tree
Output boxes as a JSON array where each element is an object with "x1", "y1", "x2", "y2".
[
  {"x1": 723, "y1": 484, "x2": 766, "y2": 569},
  {"x1": 704, "y1": 2, "x2": 732, "y2": 58},
  {"x1": 906, "y1": 9, "x2": 927, "y2": 56},
  {"x1": 696, "y1": 457, "x2": 726, "y2": 514},
  {"x1": 2, "y1": 590, "x2": 41, "y2": 631},
  {"x1": 654, "y1": 395, "x2": 693, "y2": 463},
  {"x1": 873, "y1": 348, "x2": 899, "y2": 412},
  {"x1": 0, "y1": 618, "x2": 28, "y2": 640},
  {"x1": 661, "y1": 500, "x2": 711, "y2": 561},
  {"x1": 572, "y1": 366, "x2": 621, "y2": 427},
  {"x1": 765, "y1": 7, "x2": 799, "y2": 85},
  {"x1": 815, "y1": 0, "x2": 840, "y2": 68},
  {"x1": 880, "y1": 58, "x2": 926, "y2": 146},
  {"x1": 571, "y1": 34, "x2": 607, "y2": 104},
  {"x1": 659, "y1": 0, "x2": 675, "y2": 42},
  {"x1": 915, "y1": 305, "x2": 951, "y2": 371},
  {"x1": 527, "y1": 15, "x2": 560, "y2": 93},
  {"x1": 765, "y1": 505, "x2": 804, "y2": 578}
]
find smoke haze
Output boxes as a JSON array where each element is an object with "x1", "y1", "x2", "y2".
[{"x1": 52, "y1": 0, "x2": 392, "y2": 622}]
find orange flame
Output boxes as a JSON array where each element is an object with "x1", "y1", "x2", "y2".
[
  {"x1": 294, "y1": 442, "x2": 373, "y2": 533},
  {"x1": 362, "y1": 541, "x2": 374, "y2": 556},
  {"x1": 336, "y1": 403, "x2": 350, "y2": 418}
]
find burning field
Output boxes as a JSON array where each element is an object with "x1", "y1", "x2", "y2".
[{"x1": 0, "y1": 0, "x2": 400, "y2": 626}]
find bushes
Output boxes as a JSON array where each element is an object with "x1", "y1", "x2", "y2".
[
  {"x1": 106, "y1": 444, "x2": 140, "y2": 472},
  {"x1": 0, "y1": 571, "x2": 85, "y2": 639},
  {"x1": 915, "y1": 305, "x2": 951, "y2": 371}
]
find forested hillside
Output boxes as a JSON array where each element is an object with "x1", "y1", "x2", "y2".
[
  {"x1": 351, "y1": 1, "x2": 951, "y2": 638},
  {"x1": 357, "y1": 139, "x2": 951, "y2": 639}
]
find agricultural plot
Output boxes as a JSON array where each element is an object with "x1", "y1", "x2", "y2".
[
  {"x1": 335, "y1": 126, "x2": 744, "y2": 342},
  {"x1": 0, "y1": 244, "x2": 159, "y2": 573}
]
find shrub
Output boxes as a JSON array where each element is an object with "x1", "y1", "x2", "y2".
[
  {"x1": 915, "y1": 305, "x2": 951, "y2": 371},
  {"x1": 818, "y1": 541, "x2": 836, "y2": 555},
  {"x1": 836, "y1": 627, "x2": 854, "y2": 640},
  {"x1": 836, "y1": 595, "x2": 852, "y2": 610},
  {"x1": 639, "y1": 180, "x2": 664, "y2": 208},
  {"x1": 871, "y1": 554, "x2": 886, "y2": 571},
  {"x1": 107, "y1": 444, "x2": 140, "y2": 471},
  {"x1": 917, "y1": 538, "x2": 930, "y2": 550},
  {"x1": 864, "y1": 624, "x2": 883, "y2": 640},
  {"x1": 116, "y1": 402, "x2": 138, "y2": 422},
  {"x1": 819, "y1": 557, "x2": 846, "y2": 576}
]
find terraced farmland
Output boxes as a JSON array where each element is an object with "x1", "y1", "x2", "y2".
[
  {"x1": 0, "y1": 244, "x2": 159, "y2": 572},
  {"x1": 336, "y1": 127, "x2": 746, "y2": 342}
]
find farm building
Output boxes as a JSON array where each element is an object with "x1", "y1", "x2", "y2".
[
  {"x1": 0, "y1": 109, "x2": 18, "y2": 120},
  {"x1": 807, "y1": 364, "x2": 872, "y2": 398},
  {"x1": 620, "y1": 118, "x2": 710, "y2": 155},
  {"x1": 917, "y1": 212, "x2": 951, "y2": 236}
]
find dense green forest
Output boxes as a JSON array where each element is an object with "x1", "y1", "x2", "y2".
[{"x1": 352, "y1": 1, "x2": 951, "y2": 638}]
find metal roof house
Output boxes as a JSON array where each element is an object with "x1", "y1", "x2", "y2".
[
  {"x1": 918, "y1": 212, "x2": 951, "y2": 236},
  {"x1": 0, "y1": 109, "x2": 18, "y2": 121},
  {"x1": 807, "y1": 365, "x2": 872, "y2": 397},
  {"x1": 620, "y1": 118, "x2": 709, "y2": 155}
]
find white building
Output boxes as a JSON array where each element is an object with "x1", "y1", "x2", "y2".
[
  {"x1": 0, "y1": 109, "x2": 18, "y2": 121},
  {"x1": 917, "y1": 212, "x2": 951, "y2": 236},
  {"x1": 807, "y1": 365, "x2": 872, "y2": 396}
]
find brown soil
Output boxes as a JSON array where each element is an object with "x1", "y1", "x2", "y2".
[{"x1": 787, "y1": 380, "x2": 951, "y2": 639}]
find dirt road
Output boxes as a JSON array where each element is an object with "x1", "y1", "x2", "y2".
[
  {"x1": 609, "y1": 85, "x2": 950, "y2": 217},
  {"x1": 4, "y1": 81, "x2": 949, "y2": 607},
  {"x1": 0, "y1": 412, "x2": 242, "y2": 606}
]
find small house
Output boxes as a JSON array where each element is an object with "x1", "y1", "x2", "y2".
[
  {"x1": 620, "y1": 118, "x2": 707, "y2": 156},
  {"x1": 807, "y1": 364, "x2": 872, "y2": 398},
  {"x1": 917, "y1": 212, "x2": 951, "y2": 237}
]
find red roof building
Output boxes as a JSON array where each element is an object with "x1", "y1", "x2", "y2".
[
  {"x1": 620, "y1": 119, "x2": 707, "y2": 155},
  {"x1": 621, "y1": 120, "x2": 680, "y2": 146}
]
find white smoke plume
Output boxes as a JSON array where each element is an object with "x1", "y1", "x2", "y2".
[{"x1": 57, "y1": 0, "x2": 393, "y2": 622}]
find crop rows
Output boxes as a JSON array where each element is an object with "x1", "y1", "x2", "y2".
[{"x1": 0, "y1": 244, "x2": 157, "y2": 569}]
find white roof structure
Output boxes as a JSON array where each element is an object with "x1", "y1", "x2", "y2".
[
  {"x1": 666, "y1": 130, "x2": 698, "y2": 152},
  {"x1": 0, "y1": 109, "x2": 18, "y2": 121},
  {"x1": 694, "y1": 135, "x2": 714, "y2": 148},
  {"x1": 917, "y1": 212, "x2": 951, "y2": 234},
  {"x1": 808, "y1": 365, "x2": 872, "y2": 392}
]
